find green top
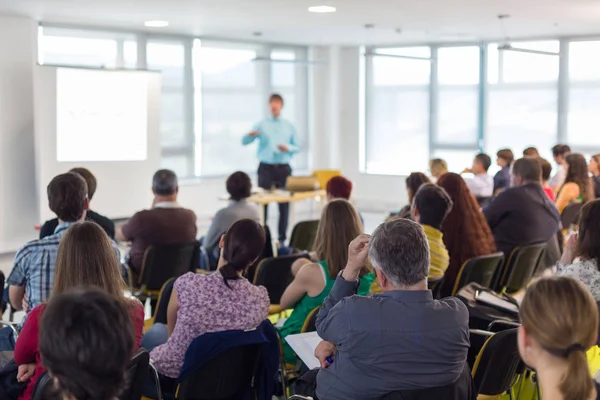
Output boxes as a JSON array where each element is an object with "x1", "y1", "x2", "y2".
[{"x1": 278, "y1": 260, "x2": 375, "y2": 364}]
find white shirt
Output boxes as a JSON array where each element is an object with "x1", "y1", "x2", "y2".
[
  {"x1": 464, "y1": 173, "x2": 494, "y2": 197},
  {"x1": 549, "y1": 166, "x2": 566, "y2": 189}
]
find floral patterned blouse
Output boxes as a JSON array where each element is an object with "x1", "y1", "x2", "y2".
[
  {"x1": 557, "y1": 259, "x2": 600, "y2": 302},
  {"x1": 150, "y1": 271, "x2": 270, "y2": 378}
]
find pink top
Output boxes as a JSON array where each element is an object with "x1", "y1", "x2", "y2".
[
  {"x1": 150, "y1": 271, "x2": 270, "y2": 378},
  {"x1": 543, "y1": 186, "x2": 556, "y2": 202}
]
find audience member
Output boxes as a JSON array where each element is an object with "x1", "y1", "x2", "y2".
[
  {"x1": 38, "y1": 288, "x2": 135, "y2": 400},
  {"x1": 590, "y1": 154, "x2": 600, "y2": 198},
  {"x1": 538, "y1": 157, "x2": 556, "y2": 201},
  {"x1": 411, "y1": 184, "x2": 453, "y2": 280},
  {"x1": 1, "y1": 173, "x2": 93, "y2": 350},
  {"x1": 437, "y1": 173, "x2": 497, "y2": 296},
  {"x1": 462, "y1": 153, "x2": 494, "y2": 198},
  {"x1": 203, "y1": 171, "x2": 260, "y2": 264},
  {"x1": 278, "y1": 200, "x2": 374, "y2": 364},
  {"x1": 556, "y1": 199, "x2": 600, "y2": 301},
  {"x1": 117, "y1": 169, "x2": 197, "y2": 280},
  {"x1": 550, "y1": 144, "x2": 571, "y2": 191},
  {"x1": 494, "y1": 149, "x2": 514, "y2": 193},
  {"x1": 393, "y1": 172, "x2": 431, "y2": 220},
  {"x1": 519, "y1": 277, "x2": 599, "y2": 400},
  {"x1": 429, "y1": 158, "x2": 448, "y2": 181},
  {"x1": 484, "y1": 158, "x2": 560, "y2": 260},
  {"x1": 312, "y1": 221, "x2": 469, "y2": 400},
  {"x1": 523, "y1": 147, "x2": 540, "y2": 158},
  {"x1": 556, "y1": 153, "x2": 594, "y2": 214},
  {"x1": 142, "y1": 219, "x2": 269, "y2": 394},
  {"x1": 14, "y1": 221, "x2": 143, "y2": 400},
  {"x1": 39, "y1": 168, "x2": 115, "y2": 239},
  {"x1": 325, "y1": 176, "x2": 353, "y2": 201}
]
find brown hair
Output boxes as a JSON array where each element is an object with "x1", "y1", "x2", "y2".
[
  {"x1": 314, "y1": 199, "x2": 368, "y2": 279},
  {"x1": 577, "y1": 199, "x2": 600, "y2": 271},
  {"x1": 497, "y1": 149, "x2": 514, "y2": 165},
  {"x1": 512, "y1": 158, "x2": 542, "y2": 183},
  {"x1": 538, "y1": 158, "x2": 553, "y2": 182},
  {"x1": 69, "y1": 168, "x2": 97, "y2": 201},
  {"x1": 521, "y1": 277, "x2": 598, "y2": 400},
  {"x1": 437, "y1": 173, "x2": 497, "y2": 293},
  {"x1": 47, "y1": 173, "x2": 88, "y2": 222},
  {"x1": 53, "y1": 222, "x2": 127, "y2": 305},
  {"x1": 564, "y1": 153, "x2": 594, "y2": 203},
  {"x1": 220, "y1": 219, "x2": 266, "y2": 288},
  {"x1": 591, "y1": 154, "x2": 600, "y2": 176},
  {"x1": 523, "y1": 147, "x2": 540, "y2": 157},
  {"x1": 406, "y1": 173, "x2": 431, "y2": 203}
]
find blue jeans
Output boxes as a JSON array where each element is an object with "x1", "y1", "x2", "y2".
[
  {"x1": 142, "y1": 323, "x2": 169, "y2": 352},
  {"x1": 0, "y1": 326, "x2": 16, "y2": 351}
]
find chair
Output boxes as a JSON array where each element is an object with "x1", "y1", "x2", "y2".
[
  {"x1": 312, "y1": 169, "x2": 342, "y2": 190},
  {"x1": 31, "y1": 372, "x2": 52, "y2": 400},
  {"x1": 128, "y1": 241, "x2": 199, "y2": 301},
  {"x1": 561, "y1": 202, "x2": 583, "y2": 230},
  {"x1": 288, "y1": 220, "x2": 320, "y2": 252},
  {"x1": 253, "y1": 253, "x2": 310, "y2": 315},
  {"x1": 176, "y1": 344, "x2": 262, "y2": 400},
  {"x1": 120, "y1": 348, "x2": 150, "y2": 400},
  {"x1": 144, "y1": 277, "x2": 176, "y2": 331},
  {"x1": 428, "y1": 276, "x2": 444, "y2": 299},
  {"x1": 451, "y1": 252, "x2": 505, "y2": 296},
  {"x1": 493, "y1": 243, "x2": 547, "y2": 293},
  {"x1": 300, "y1": 306, "x2": 320, "y2": 333},
  {"x1": 471, "y1": 328, "x2": 521, "y2": 399},
  {"x1": 245, "y1": 225, "x2": 275, "y2": 282}
]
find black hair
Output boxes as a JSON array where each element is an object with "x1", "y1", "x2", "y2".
[
  {"x1": 226, "y1": 171, "x2": 252, "y2": 201},
  {"x1": 69, "y1": 168, "x2": 97, "y2": 201},
  {"x1": 152, "y1": 169, "x2": 178, "y2": 196},
  {"x1": 269, "y1": 93, "x2": 284, "y2": 105},
  {"x1": 39, "y1": 288, "x2": 134, "y2": 400},
  {"x1": 47, "y1": 172, "x2": 88, "y2": 222},
  {"x1": 413, "y1": 183, "x2": 454, "y2": 230},
  {"x1": 220, "y1": 219, "x2": 266, "y2": 288},
  {"x1": 578, "y1": 199, "x2": 600, "y2": 270},
  {"x1": 475, "y1": 153, "x2": 492, "y2": 172},
  {"x1": 552, "y1": 144, "x2": 571, "y2": 158}
]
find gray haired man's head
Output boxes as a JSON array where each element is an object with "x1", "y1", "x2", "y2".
[
  {"x1": 368, "y1": 219, "x2": 430, "y2": 288},
  {"x1": 152, "y1": 169, "x2": 178, "y2": 196}
]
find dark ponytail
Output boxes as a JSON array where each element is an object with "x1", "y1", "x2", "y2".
[{"x1": 220, "y1": 219, "x2": 266, "y2": 288}]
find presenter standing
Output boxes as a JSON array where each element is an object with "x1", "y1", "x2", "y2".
[{"x1": 242, "y1": 94, "x2": 299, "y2": 243}]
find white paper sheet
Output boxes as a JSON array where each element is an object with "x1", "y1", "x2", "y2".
[{"x1": 284, "y1": 331, "x2": 323, "y2": 370}]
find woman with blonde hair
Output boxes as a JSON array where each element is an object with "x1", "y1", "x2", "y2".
[
  {"x1": 14, "y1": 221, "x2": 144, "y2": 400},
  {"x1": 278, "y1": 199, "x2": 374, "y2": 364},
  {"x1": 519, "y1": 276, "x2": 599, "y2": 400},
  {"x1": 429, "y1": 158, "x2": 448, "y2": 180}
]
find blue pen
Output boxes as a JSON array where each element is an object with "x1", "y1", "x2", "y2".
[{"x1": 326, "y1": 356, "x2": 334, "y2": 364}]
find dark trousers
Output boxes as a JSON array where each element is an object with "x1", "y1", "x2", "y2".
[{"x1": 258, "y1": 162, "x2": 292, "y2": 242}]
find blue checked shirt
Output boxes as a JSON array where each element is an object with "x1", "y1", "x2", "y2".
[{"x1": 7, "y1": 221, "x2": 121, "y2": 329}]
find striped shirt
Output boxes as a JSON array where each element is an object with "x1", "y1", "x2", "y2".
[{"x1": 422, "y1": 224, "x2": 450, "y2": 280}]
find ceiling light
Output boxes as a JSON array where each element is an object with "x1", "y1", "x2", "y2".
[
  {"x1": 145, "y1": 20, "x2": 169, "y2": 28},
  {"x1": 308, "y1": 5, "x2": 336, "y2": 13}
]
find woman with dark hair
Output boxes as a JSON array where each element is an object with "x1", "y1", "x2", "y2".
[
  {"x1": 437, "y1": 173, "x2": 497, "y2": 296},
  {"x1": 144, "y1": 219, "x2": 269, "y2": 385},
  {"x1": 589, "y1": 154, "x2": 600, "y2": 198},
  {"x1": 556, "y1": 153, "x2": 595, "y2": 214},
  {"x1": 392, "y1": 172, "x2": 431, "y2": 220}
]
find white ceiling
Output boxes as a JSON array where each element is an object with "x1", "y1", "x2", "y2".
[{"x1": 2, "y1": 0, "x2": 600, "y2": 45}]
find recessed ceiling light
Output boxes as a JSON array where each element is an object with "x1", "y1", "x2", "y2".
[
  {"x1": 308, "y1": 5, "x2": 336, "y2": 13},
  {"x1": 145, "y1": 20, "x2": 169, "y2": 28}
]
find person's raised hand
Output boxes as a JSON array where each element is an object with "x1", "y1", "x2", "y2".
[
  {"x1": 566, "y1": 232, "x2": 578, "y2": 250},
  {"x1": 17, "y1": 363, "x2": 36, "y2": 382},
  {"x1": 560, "y1": 232, "x2": 579, "y2": 265},
  {"x1": 277, "y1": 144, "x2": 289, "y2": 152},
  {"x1": 248, "y1": 130, "x2": 260, "y2": 137},
  {"x1": 344, "y1": 234, "x2": 370, "y2": 280},
  {"x1": 314, "y1": 340, "x2": 336, "y2": 369}
]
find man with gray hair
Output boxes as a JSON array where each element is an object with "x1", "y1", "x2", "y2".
[{"x1": 310, "y1": 219, "x2": 469, "y2": 400}]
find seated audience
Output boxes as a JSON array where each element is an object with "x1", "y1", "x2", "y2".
[
  {"x1": 39, "y1": 168, "x2": 114, "y2": 239},
  {"x1": 393, "y1": 172, "x2": 431, "y2": 220},
  {"x1": 590, "y1": 154, "x2": 600, "y2": 198},
  {"x1": 484, "y1": 158, "x2": 560, "y2": 260},
  {"x1": 325, "y1": 176, "x2": 353, "y2": 201},
  {"x1": 117, "y1": 169, "x2": 197, "y2": 280},
  {"x1": 556, "y1": 199, "x2": 600, "y2": 301},
  {"x1": 429, "y1": 158, "x2": 448, "y2": 181},
  {"x1": 142, "y1": 219, "x2": 269, "y2": 391},
  {"x1": 312, "y1": 220, "x2": 469, "y2": 400},
  {"x1": 38, "y1": 288, "x2": 135, "y2": 400},
  {"x1": 538, "y1": 157, "x2": 556, "y2": 201},
  {"x1": 462, "y1": 153, "x2": 494, "y2": 198},
  {"x1": 14, "y1": 221, "x2": 143, "y2": 400},
  {"x1": 437, "y1": 173, "x2": 497, "y2": 296},
  {"x1": 1, "y1": 172, "x2": 93, "y2": 350},
  {"x1": 523, "y1": 147, "x2": 540, "y2": 157},
  {"x1": 519, "y1": 277, "x2": 599, "y2": 400},
  {"x1": 203, "y1": 171, "x2": 260, "y2": 261},
  {"x1": 278, "y1": 200, "x2": 374, "y2": 364},
  {"x1": 550, "y1": 144, "x2": 571, "y2": 192},
  {"x1": 494, "y1": 148, "x2": 514, "y2": 193},
  {"x1": 411, "y1": 184, "x2": 453, "y2": 280},
  {"x1": 556, "y1": 153, "x2": 594, "y2": 214}
]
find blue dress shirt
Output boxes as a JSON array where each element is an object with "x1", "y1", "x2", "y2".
[{"x1": 242, "y1": 116, "x2": 299, "y2": 165}]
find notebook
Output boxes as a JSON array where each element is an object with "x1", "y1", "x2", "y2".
[
  {"x1": 284, "y1": 331, "x2": 323, "y2": 370},
  {"x1": 475, "y1": 290, "x2": 519, "y2": 315}
]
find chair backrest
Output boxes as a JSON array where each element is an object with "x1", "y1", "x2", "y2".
[
  {"x1": 301, "y1": 306, "x2": 320, "y2": 333},
  {"x1": 472, "y1": 328, "x2": 521, "y2": 397},
  {"x1": 253, "y1": 254, "x2": 310, "y2": 304},
  {"x1": 495, "y1": 243, "x2": 547, "y2": 293},
  {"x1": 561, "y1": 202, "x2": 583, "y2": 230},
  {"x1": 120, "y1": 348, "x2": 150, "y2": 400},
  {"x1": 139, "y1": 241, "x2": 200, "y2": 291},
  {"x1": 31, "y1": 372, "x2": 52, "y2": 400},
  {"x1": 177, "y1": 344, "x2": 262, "y2": 400},
  {"x1": 153, "y1": 278, "x2": 176, "y2": 325},
  {"x1": 452, "y1": 252, "x2": 505, "y2": 296},
  {"x1": 288, "y1": 220, "x2": 320, "y2": 252}
]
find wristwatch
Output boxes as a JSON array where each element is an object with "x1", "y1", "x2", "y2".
[{"x1": 337, "y1": 269, "x2": 360, "y2": 291}]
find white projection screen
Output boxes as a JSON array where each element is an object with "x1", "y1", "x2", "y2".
[{"x1": 34, "y1": 66, "x2": 162, "y2": 221}]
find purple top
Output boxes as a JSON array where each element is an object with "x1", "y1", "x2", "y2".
[{"x1": 150, "y1": 271, "x2": 270, "y2": 378}]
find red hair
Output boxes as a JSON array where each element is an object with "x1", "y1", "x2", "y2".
[
  {"x1": 326, "y1": 176, "x2": 353, "y2": 200},
  {"x1": 437, "y1": 173, "x2": 497, "y2": 295}
]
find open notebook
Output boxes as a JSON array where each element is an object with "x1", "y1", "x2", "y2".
[{"x1": 284, "y1": 331, "x2": 323, "y2": 370}]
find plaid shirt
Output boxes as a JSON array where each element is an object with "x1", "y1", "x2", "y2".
[{"x1": 7, "y1": 221, "x2": 121, "y2": 329}]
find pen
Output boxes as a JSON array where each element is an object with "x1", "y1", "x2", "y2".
[{"x1": 326, "y1": 356, "x2": 334, "y2": 364}]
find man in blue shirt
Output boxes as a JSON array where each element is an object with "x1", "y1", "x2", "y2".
[{"x1": 242, "y1": 93, "x2": 299, "y2": 242}]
